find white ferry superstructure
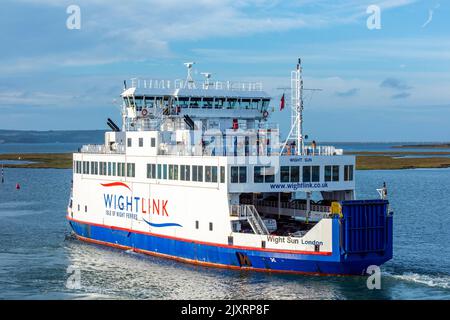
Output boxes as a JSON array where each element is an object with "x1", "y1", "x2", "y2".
[{"x1": 67, "y1": 60, "x2": 393, "y2": 275}]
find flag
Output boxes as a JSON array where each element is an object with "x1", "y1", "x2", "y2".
[{"x1": 280, "y1": 93, "x2": 285, "y2": 111}]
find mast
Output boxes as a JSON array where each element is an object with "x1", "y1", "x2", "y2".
[{"x1": 288, "y1": 58, "x2": 304, "y2": 155}]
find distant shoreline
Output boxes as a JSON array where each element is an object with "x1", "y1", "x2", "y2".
[
  {"x1": 392, "y1": 143, "x2": 450, "y2": 149},
  {"x1": 2, "y1": 152, "x2": 450, "y2": 171}
]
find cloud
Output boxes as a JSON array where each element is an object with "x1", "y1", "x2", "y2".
[
  {"x1": 335, "y1": 88, "x2": 359, "y2": 97},
  {"x1": 380, "y1": 78, "x2": 413, "y2": 91},
  {"x1": 391, "y1": 92, "x2": 411, "y2": 99},
  {"x1": 422, "y1": 3, "x2": 440, "y2": 28}
]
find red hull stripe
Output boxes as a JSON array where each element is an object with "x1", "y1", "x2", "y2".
[
  {"x1": 100, "y1": 182, "x2": 131, "y2": 191},
  {"x1": 67, "y1": 216, "x2": 332, "y2": 256}
]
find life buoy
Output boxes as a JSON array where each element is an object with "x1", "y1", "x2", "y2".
[
  {"x1": 141, "y1": 108, "x2": 148, "y2": 117},
  {"x1": 263, "y1": 111, "x2": 269, "y2": 118}
]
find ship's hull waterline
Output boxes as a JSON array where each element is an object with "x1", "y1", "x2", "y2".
[{"x1": 68, "y1": 216, "x2": 392, "y2": 276}]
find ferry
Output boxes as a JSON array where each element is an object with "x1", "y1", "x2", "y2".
[{"x1": 67, "y1": 59, "x2": 393, "y2": 276}]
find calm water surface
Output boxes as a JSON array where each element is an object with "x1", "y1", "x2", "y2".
[
  {"x1": 1, "y1": 166, "x2": 449, "y2": 300},
  {"x1": 1, "y1": 141, "x2": 450, "y2": 299}
]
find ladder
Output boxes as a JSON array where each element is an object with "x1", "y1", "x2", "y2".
[{"x1": 245, "y1": 205, "x2": 269, "y2": 235}]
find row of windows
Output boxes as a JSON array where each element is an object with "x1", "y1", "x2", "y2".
[
  {"x1": 74, "y1": 161, "x2": 135, "y2": 177},
  {"x1": 195, "y1": 221, "x2": 213, "y2": 231},
  {"x1": 127, "y1": 137, "x2": 156, "y2": 148},
  {"x1": 75, "y1": 160, "x2": 353, "y2": 184},
  {"x1": 147, "y1": 164, "x2": 225, "y2": 183},
  {"x1": 230, "y1": 165, "x2": 354, "y2": 184}
]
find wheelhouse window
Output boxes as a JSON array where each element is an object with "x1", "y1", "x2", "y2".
[
  {"x1": 312, "y1": 166, "x2": 320, "y2": 182},
  {"x1": 325, "y1": 165, "x2": 340, "y2": 182},
  {"x1": 280, "y1": 166, "x2": 290, "y2": 183},
  {"x1": 231, "y1": 166, "x2": 246, "y2": 183},
  {"x1": 254, "y1": 166, "x2": 275, "y2": 183},
  {"x1": 303, "y1": 166, "x2": 311, "y2": 182}
]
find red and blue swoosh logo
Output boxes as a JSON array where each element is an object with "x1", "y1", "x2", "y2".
[{"x1": 101, "y1": 182, "x2": 132, "y2": 191}]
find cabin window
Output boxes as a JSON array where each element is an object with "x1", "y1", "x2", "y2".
[
  {"x1": 112, "y1": 163, "x2": 117, "y2": 176},
  {"x1": 121, "y1": 163, "x2": 125, "y2": 177},
  {"x1": 127, "y1": 163, "x2": 135, "y2": 177},
  {"x1": 157, "y1": 164, "x2": 162, "y2": 179},
  {"x1": 205, "y1": 166, "x2": 212, "y2": 182},
  {"x1": 209, "y1": 222, "x2": 213, "y2": 231},
  {"x1": 147, "y1": 164, "x2": 156, "y2": 179},
  {"x1": 180, "y1": 165, "x2": 185, "y2": 180},
  {"x1": 212, "y1": 166, "x2": 218, "y2": 183},
  {"x1": 220, "y1": 166, "x2": 225, "y2": 183},
  {"x1": 139, "y1": 138, "x2": 143, "y2": 147},
  {"x1": 127, "y1": 138, "x2": 132, "y2": 147},
  {"x1": 312, "y1": 166, "x2": 320, "y2": 182},
  {"x1": 204, "y1": 166, "x2": 218, "y2": 182},
  {"x1": 169, "y1": 165, "x2": 174, "y2": 180},
  {"x1": 281, "y1": 166, "x2": 290, "y2": 182},
  {"x1": 180, "y1": 165, "x2": 190, "y2": 181},
  {"x1": 192, "y1": 165, "x2": 203, "y2": 182},
  {"x1": 174, "y1": 165, "x2": 179, "y2": 180},
  {"x1": 163, "y1": 164, "x2": 167, "y2": 179},
  {"x1": 344, "y1": 165, "x2": 354, "y2": 181},
  {"x1": 108, "y1": 162, "x2": 112, "y2": 176},
  {"x1": 303, "y1": 166, "x2": 311, "y2": 182},
  {"x1": 85, "y1": 205, "x2": 87, "y2": 213},
  {"x1": 91, "y1": 162, "x2": 95, "y2": 175},
  {"x1": 151, "y1": 138, "x2": 156, "y2": 147},
  {"x1": 195, "y1": 221, "x2": 199, "y2": 229}
]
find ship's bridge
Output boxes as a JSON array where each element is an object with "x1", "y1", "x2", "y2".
[{"x1": 121, "y1": 78, "x2": 271, "y2": 126}]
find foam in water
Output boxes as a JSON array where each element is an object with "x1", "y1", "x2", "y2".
[{"x1": 388, "y1": 272, "x2": 450, "y2": 289}]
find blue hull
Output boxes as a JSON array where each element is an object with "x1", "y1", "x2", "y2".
[{"x1": 68, "y1": 212, "x2": 392, "y2": 276}]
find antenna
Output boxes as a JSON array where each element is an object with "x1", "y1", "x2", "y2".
[
  {"x1": 184, "y1": 62, "x2": 196, "y2": 89},
  {"x1": 201, "y1": 72, "x2": 212, "y2": 89}
]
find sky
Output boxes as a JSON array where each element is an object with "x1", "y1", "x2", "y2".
[{"x1": 0, "y1": 0, "x2": 449, "y2": 141}]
